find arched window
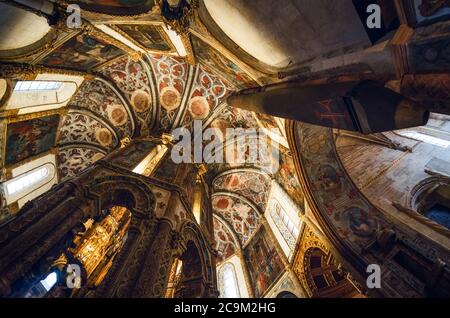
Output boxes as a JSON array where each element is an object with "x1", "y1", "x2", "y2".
[
  {"x1": 3, "y1": 74, "x2": 84, "y2": 114},
  {"x1": 40, "y1": 271, "x2": 58, "y2": 292},
  {"x1": 5, "y1": 165, "x2": 50, "y2": 196},
  {"x1": 412, "y1": 181, "x2": 450, "y2": 230},
  {"x1": 218, "y1": 262, "x2": 240, "y2": 298},
  {"x1": 3, "y1": 157, "x2": 57, "y2": 209},
  {"x1": 265, "y1": 182, "x2": 302, "y2": 260},
  {"x1": 14, "y1": 81, "x2": 63, "y2": 92},
  {"x1": 270, "y1": 201, "x2": 300, "y2": 249}
]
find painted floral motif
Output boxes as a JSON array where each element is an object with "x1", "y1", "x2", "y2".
[
  {"x1": 68, "y1": 80, "x2": 133, "y2": 139},
  {"x1": 57, "y1": 112, "x2": 118, "y2": 149},
  {"x1": 57, "y1": 147, "x2": 105, "y2": 181},
  {"x1": 148, "y1": 54, "x2": 188, "y2": 131},
  {"x1": 100, "y1": 56, "x2": 154, "y2": 132},
  {"x1": 182, "y1": 64, "x2": 232, "y2": 125},
  {"x1": 213, "y1": 170, "x2": 271, "y2": 212},
  {"x1": 214, "y1": 216, "x2": 238, "y2": 264},
  {"x1": 212, "y1": 194, "x2": 261, "y2": 245}
]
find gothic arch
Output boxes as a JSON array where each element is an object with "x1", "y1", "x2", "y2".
[
  {"x1": 212, "y1": 192, "x2": 262, "y2": 246},
  {"x1": 287, "y1": 120, "x2": 450, "y2": 297},
  {"x1": 213, "y1": 213, "x2": 241, "y2": 263},
  {"x1": 87, "y1": 174, "x2": 156, "y2": 216},
  {"x1": 175, "y1": 220, "x2": 215, "y2": 297}
]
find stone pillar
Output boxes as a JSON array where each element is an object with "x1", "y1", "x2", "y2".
[
  {"x1": 228, "y1": 80, "x2": 429, "y2": 134},
  {"x1": 84, "y1": 216, "x2": 158, "y2": 298},
  {"x1": 0, "y1": 182, "x2": 96, "y2": 297},
  {"x1": 131, "y1": 191, "x2": 181, "y2": 298}
]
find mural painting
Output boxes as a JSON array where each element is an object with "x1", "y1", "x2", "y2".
[
  {"x1": 275, "y1": 146, "x2": 305, "y2": 210},
  {"x1": 191, "y1": 36, "x2": 257, "y2": 89},
  {"x1": 57, "y1": 147, "x2": 105, "y2": 181},
  {"x1": 5, "y1": 115, "x2": 60, "y2": 166},
  {"x1": 40, "y1": 34, "x2": 124, "y2": 71},
  {"x1": 244, "y1": 227, "x2": 284, "y2": 298},
  {"x1": 148, "y1": 54, "x2": 188, "y2": 131},
  {"x1": 213, "y1": 216, "x2": 237, "y2": 264},
  {"x1": 114, "y1": 24, "x2": 173, "y2": 52},
  {"x1": 68, "y1": 80, "x2": 133, "y2": 139},
  {"x1": 100, "y1": 56, "x2": 154, "y2": 132},
  {"x1": 213, "y1": 170, "x2": 271, "y2": 212},
  {"x1": 212, "y1": 194, "x2": 260, "y2": 245}
]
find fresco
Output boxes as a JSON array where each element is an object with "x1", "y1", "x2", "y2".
[
  {"x1": 213, "y1": 170, "x2": 271, "y2": 212},
  {"x1": 148, "y1": 54, "x2": 188, "y2": 132},
  {"x1": 212, "y1": 194, "x2": 260, "y2": 245},
  {"x1": 275, "y1": 146, "x2": 305, "y2": 210},
  {"x1": 40, "y1": 33, "x2": 124, "y2": 71},
  {"x1": 115, "y1": 24, "x2": 173, "y2": 52},
  {"x1": 100, "y1": 55, "x2": 154, "y2": 132},
  {"x1": 244, "y1": 227, "x2": 284, "y2": 298},
  {"x1": 213, "y1": 215, "x2": 237, "y2": 264},
  {"x1": 294, "y1": 123, "x2": 385, "y2": 246},
  {"x1": 5, "y1": 115, "x2": 60, "y2": 166},
  {"x1": 68, "y1": 79, "x2": 133, "y2": 139},
  {"x1": 182, "y1": 64, "x2": 232, "y2": 126},
  {"x1": 57, "y1": 112, "x2": 118, "y2": 150},
  {"x1": 191, "y1": 36, "x2": 257, "y2": 89},
  {"x1": 57, "y1": 147, "x2": 105, "y2": 181}
]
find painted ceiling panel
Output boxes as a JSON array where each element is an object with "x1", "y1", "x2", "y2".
[
  {"x1": 212, "y1": 194, "x2": 261, "y2": 246},
  {"x1": 213, "y1": 215, "x2": 238, "y2": 264},
  {"x1": 57, "y1": 147, "x2": 105, "y2": 181},
  {"x1": 68, "y1": 79, "x2": 133, "y2": 139},
  {"x1": 100, "y1": 55, "x2": 155, "y2": 133},
  {"x1": 213, "y1": 170, "x2": 272, "y2": 212},
  {"x1": 148, "y1": 54, "x2": 189, "y2": 132},
  {"x1": 5, "y1": 115, "x2": 60, "y2": 167},
  {"x1": 40, "y1": 33, "x2": 124, "y2": 71},
  {"x1": 57, "y1": 112, "x2": 118, "y2": 150}
]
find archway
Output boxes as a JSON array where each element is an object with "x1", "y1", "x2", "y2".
[
  {"x1": 174, "y1": 241, "x2": 204, "y2": 298},
  {"x1": 303, "y1": 247, "x2": 359, "y2": 298}
]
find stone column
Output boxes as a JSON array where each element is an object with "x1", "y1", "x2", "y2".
[
  {"x1": 84, "y1": 216, "x2": 157, "y2": 298},
  {"x1": 131, "y1": 191, "x2": 181, "y2": 298},
  {"x1": 0, "y1": 183, "x2": 96, "y2": 297}
]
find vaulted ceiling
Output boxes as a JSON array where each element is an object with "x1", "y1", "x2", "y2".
[{"x1": 0, "y1": 0, "x2": 307, "y2": 263}]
